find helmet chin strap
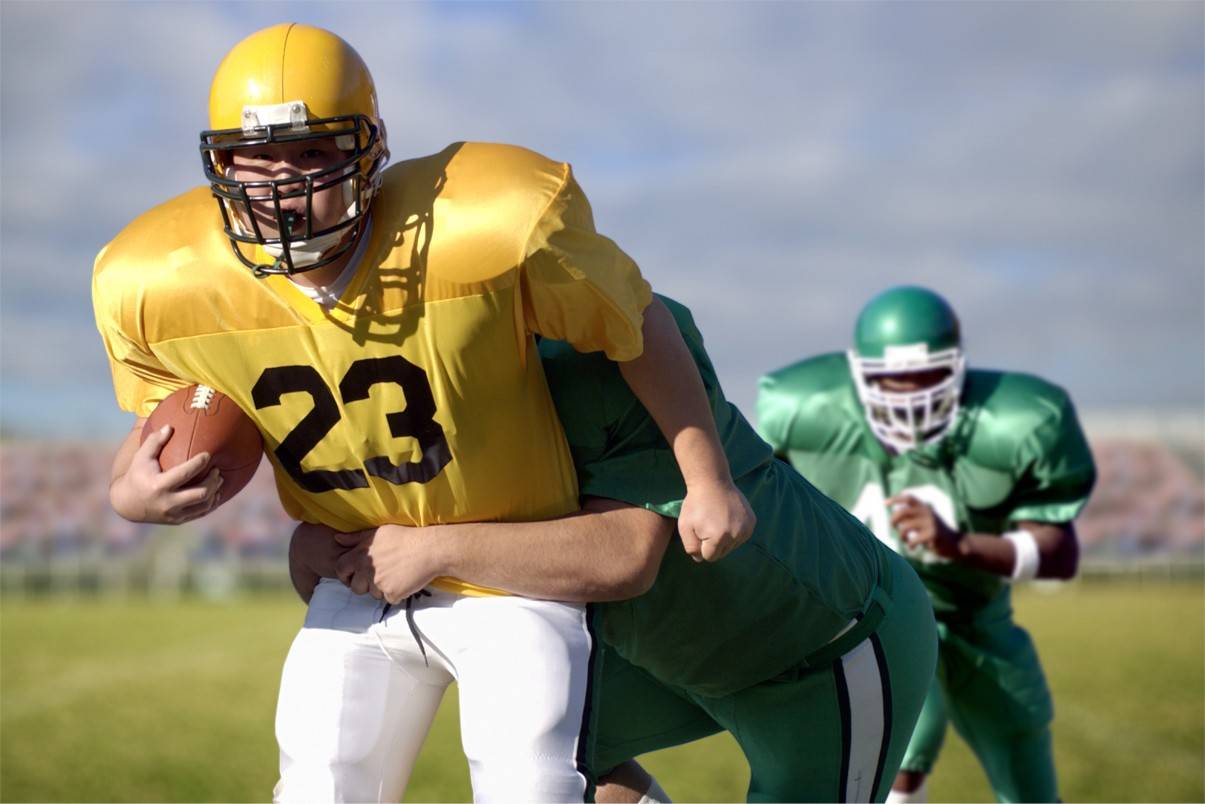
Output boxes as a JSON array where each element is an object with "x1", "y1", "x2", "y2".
[{"x1": 264, "y1": 227, "x2": 349, "y2": 267}]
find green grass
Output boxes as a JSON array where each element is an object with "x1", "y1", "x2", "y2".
[{"x1": 2, "y1": 581, "x2": 1202, "y2": 802}]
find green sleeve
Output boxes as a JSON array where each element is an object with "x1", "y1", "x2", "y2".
[
  {"x1": 535, "y1": 338, "x2": 613, "y2": 470},
  {"x1": 756, "y1": 371, "x2": 801, "y2": 455},
  {"x1": 540, "y1": 295, "x2": 773, "y2": 520},
  {"x1": 960, "y1": 371, "x2": 1097, "y2": 524},
  {"x1": 756, "y1": 354, "x2": 864, "y2": 457}
]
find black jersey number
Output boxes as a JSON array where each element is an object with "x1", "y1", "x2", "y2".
[{"x1": 251, "y1": 357, "x2": 452, "y2": 494}]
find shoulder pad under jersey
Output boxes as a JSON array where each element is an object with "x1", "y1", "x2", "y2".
[
  {"x1": 381, "y1": 141, "x2": 569, "y2": 200},
  {"x1": 957, "y1": 370, "x2": 1076, "y2": 466},
  {"x1": 92, "y1": 186, "x2": 249, "y2": 329},
  {"x1": 757, "y1": 353, "x2": 864, "y2": 454},
  {"x1": 94, "y1": 187, "x2": 231, "y2": 283},
  {"x1": 372, "y1": 142, "x2": 578, "y2": 285},
  {"x1": 950, "y1": 369, "x2": 1096, "y2": 519},
  {"x1": 93, "y1": 186, "x2": 277, "y2": 346}
]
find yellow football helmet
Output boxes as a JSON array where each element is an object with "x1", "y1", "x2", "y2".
[{"x1": 200, "y1": 23, "x2": 389, "y2": 276}]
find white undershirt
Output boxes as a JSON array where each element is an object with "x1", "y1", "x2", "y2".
[{"x1": 289, "y1": 217, "x2": 373, "y2": 308}]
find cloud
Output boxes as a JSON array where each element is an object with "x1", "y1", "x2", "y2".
[{"x1": 1, "y1": 1, "x2": 1201, "y2": 437}]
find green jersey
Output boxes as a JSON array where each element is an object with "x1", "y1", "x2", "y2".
[
  {"x1": 538, "y1": 299, "x2": 886, "y2": 698},
  {"x1": 757, "y1": 352, "x2": 1096, "y2": 616}
]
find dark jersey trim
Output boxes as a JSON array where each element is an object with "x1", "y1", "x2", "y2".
[
  {"x1": 834, "y1": 658, "x2": 853, "y2": 802},
  {"x1": 869, "y1": 632, "x2": 894, "y2": 800},
  {"x1": 576, "y1": 603, "x2": 602, "y2": 802}
]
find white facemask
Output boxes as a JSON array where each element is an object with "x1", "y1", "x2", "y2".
[{"x1": 848, "y1": 346, "x2": 966, "y2": 453}]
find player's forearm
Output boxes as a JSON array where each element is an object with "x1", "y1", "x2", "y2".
[
  {"x1": 956, "y1": 522, "x2": 1079, "y2": 580},
  {"x1": 424, "y1": 500, "x2": 673, "y2": 602},
  {"x1": 617, "y1": 297, "x2": 731, "y2": 487},
  {"x1": 951, "y1": 533, "x2": 1018, "y2": 576},
  {"x1": 289, "y1": 560, "x2": 322, "y2": 604},
  {"x1": 109, "y1": 420, "x2": 147, "y2": 519}
]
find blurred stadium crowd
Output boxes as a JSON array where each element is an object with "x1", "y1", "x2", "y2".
[
  {"x1": 0, "y1": 444, "x2": 292, "y2": 595},
  {"x1": 1, "y1": 420, "x2": 1201, "y2": 595}
]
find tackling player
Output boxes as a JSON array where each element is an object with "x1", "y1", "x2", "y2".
[
  {"x1": 92, "y1": 23, "x2": 753, "y2": 802},
  {"x1": 757, "y1": 286, "x2": 1096, "y2": 803},
  {"x1": 293, "y1": 296, "x2": 941, "y2": 803}
]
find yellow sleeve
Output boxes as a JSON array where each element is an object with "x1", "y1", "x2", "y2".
[
  {"x1": 92, "y1": 245, "x2": 188, "y2": 417},
  {"x1": 520, "y1": 166, "x2": 652, "y2": 361}
]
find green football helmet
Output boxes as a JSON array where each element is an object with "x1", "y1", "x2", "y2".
[{"x1": 847, "y1": 286, "x2": 966, "y2": 452}]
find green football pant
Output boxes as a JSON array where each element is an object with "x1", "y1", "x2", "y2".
[
  {"x1": 586, "y1": 551, "x2": 937, "y2": 803},
  {"x1": 898, "y1": 614, "x2": 1057, "y2": 803}
]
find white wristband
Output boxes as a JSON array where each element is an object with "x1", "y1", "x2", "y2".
[
  {"x1": 1002, "y1": 529, "x2": 1041, "y2": 582},
  {"x1": 638, "y1": 776, "x2": 672, "y2": 804}
]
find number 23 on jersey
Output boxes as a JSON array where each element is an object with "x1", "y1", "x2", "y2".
[{"x1": 252, "y1": 355, "x2": 452, "y2": 494}]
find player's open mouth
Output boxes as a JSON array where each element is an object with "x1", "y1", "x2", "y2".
[
  {"x1": 244, "y1": 205, "x2": 307, "y2": 238},
  {"x1": 283, "y1": 211, "x2": 306, "y2": 233}
]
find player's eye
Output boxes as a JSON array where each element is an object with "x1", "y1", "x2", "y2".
[{"x1": 238, "y1": 153, "x2": 274, "y2": 163}]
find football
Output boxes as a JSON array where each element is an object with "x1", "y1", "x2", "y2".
[{"x1": 142, "y1": 384, "x2": 264, "y2": 505}]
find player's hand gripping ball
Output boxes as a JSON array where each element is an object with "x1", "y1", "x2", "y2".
[{"x1": 142, "y1": 384, "x2": 263, "y2": 507}]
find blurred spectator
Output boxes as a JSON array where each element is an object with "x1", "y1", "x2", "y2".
[
  {"x1": 0, "y1": 431, "x2": 1200, "y2": 590},
  {"x1": 0, "y1": 441, "x2": 292, "y2": 566},
  {"x1": 1078, "y1": 440, "x2": 1205, "y2": 556}
]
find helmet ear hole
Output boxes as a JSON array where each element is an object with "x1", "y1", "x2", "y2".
[{"x1": 377, "y1": 119, "x2": 389, "y2": 152}]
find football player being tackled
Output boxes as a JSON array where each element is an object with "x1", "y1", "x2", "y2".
[
  {"x1": 757, "y1": 286, "x2": 1097, "y2": 803},
  {"x1": 93, "y1": 23, "x2": 754, "y2": 802},
  {"x1": 292, "y1": 296, "x2": 941, "y2": 803}
]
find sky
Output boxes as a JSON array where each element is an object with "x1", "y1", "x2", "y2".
[{"x1": 1, "y1": 0, "x2": 1202, "y2": 439}]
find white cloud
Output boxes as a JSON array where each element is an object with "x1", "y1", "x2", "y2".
[{"x1": 1, "y1": 1, "x2": 1201, "y2": 436}]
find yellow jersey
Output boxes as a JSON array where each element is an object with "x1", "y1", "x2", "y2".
[{"x1": 93, "y1": 142, "x2": 652, "y2": 596}]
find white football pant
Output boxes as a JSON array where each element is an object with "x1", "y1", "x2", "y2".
[{"x1": 274, "y1": 580, "x2": 595, "y2": 803}]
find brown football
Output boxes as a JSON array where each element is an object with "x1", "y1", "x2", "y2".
[{"x1": 142, "y1": 384, "x2": 264, "y2": 506}]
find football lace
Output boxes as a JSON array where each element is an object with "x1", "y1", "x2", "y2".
[{"x1": 190, "y1": 385, "x2": 217, "y2": 411}]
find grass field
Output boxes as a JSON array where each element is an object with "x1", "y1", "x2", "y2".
[{"x1": 2, "y1": 580, "x2": 1202, "y2": 802}]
